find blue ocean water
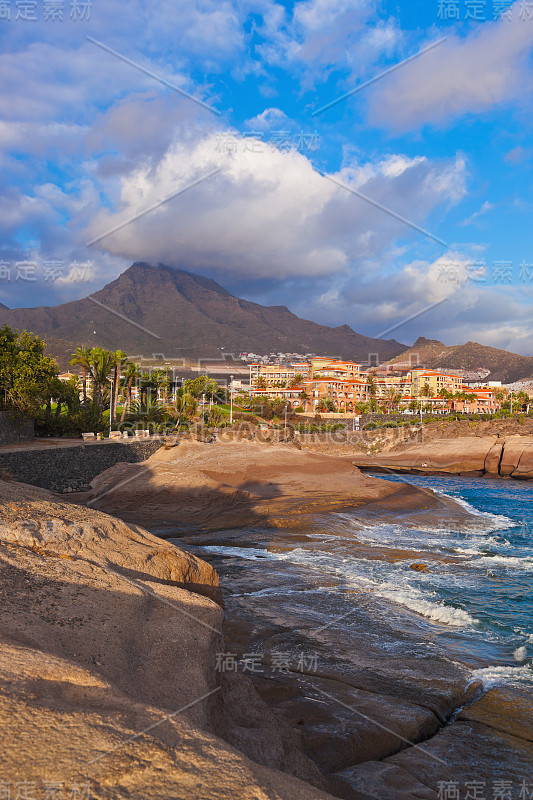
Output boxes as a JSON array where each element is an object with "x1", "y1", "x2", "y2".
[
  {"x1": 362, "y1": 473, "x2": 533, "y2": 685},
  {"x1": 196, "y1": 474, "x2": 533, "y2": 690}
]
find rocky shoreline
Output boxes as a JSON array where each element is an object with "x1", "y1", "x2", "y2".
[
  {"x1": 80, "y1": 439, "x2": 477, "y2": 531},
  {"x1": 351, "y1": 435, "x2": 533, "y2": 480},
  {"x1": 1, "y1": 441, "x2": 532, "y2": 799}
]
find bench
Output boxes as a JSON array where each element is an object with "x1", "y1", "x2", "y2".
[
  {"x1": 82, "y1": 432, "x2": 96, "y2": 441},
  {"x1": 109, "y1": 431, "x2": 122, "y2": 439}
]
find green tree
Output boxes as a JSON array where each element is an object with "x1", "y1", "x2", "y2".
[
  {"x1": 385, "y1": 386, "x2": 402, "y2": 412},
  {"x1": 288, "y1": 373, "x2": 303, "y2": 388},
  {"x1": 367, "y1": 374, "x2": 378, "y2": 412},
  {"x1": 185, "y1": 375, "x2": 220, "y2": 400},
  {"x1": 120, "y1": 361, "x2": 140, "y2": 423},
  {"x1": 88, "y1": 347, "x2": 115, "y2": 413},
  {"x1": 0, "y1": 325, "x2": 58, "y2": 412},
  {"x1": 69, "y1": 346, "x2": 91, "y2": 403},
  {"x1": 109, "y1": 350, "x2": 128, "y2": 423},
  {"x1": 173, "y1": 388, "x2": 197, "y2": 429}
]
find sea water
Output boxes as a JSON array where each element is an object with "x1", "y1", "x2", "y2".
[{"x1": 194, "y1": 474, "x2": 533, "y2": 691}]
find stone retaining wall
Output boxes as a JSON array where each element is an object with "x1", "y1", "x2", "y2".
[{"x1": 0, "y1": 439, "x2": 163, "y2": 491}]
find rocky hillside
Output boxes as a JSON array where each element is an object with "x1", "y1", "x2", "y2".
[
  {"x1": 384, "y1": 336, "x2": 533, "y2": 383},
  {"x1": 0, "y1": 263, "x2": 406, "y2": 367}
]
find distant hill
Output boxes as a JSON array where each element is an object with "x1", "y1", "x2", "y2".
[
  {"x1": 0, "y1": 262, "x2": 407, "y2": 368},
  {"x1": 384, "y1": 336, "x2": 533, "y2": 384}
]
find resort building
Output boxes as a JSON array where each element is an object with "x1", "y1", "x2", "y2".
[
  {"x1": 310, "y1": 359, "x2": 364, "y2": 380},
  {"x1": 302, "y1": 377, "x2": 370, "y2": 412},
  {"x1": 450, "y1": 387, "x2": 499, "y2": 414},
  {"x1": 248, "y1": 357, "x2": 501, "y2": 415},
  {"x1": 410, "y1": 369, "x2": 464, "y2": 398},
  {"x1": 249, "y1": 362, "x2": 310, "y2": 387},
  {"x1": 249, "y1": 386, "x2": 306, "y2": 408}
]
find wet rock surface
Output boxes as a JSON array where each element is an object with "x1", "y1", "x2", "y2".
[{"x1": 174, "y1": 498, "x2": 533, "y2": 799}]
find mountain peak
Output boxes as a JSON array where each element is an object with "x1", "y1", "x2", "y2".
[
  {"x1": 413, "y1": 336, "x2": 445, "y2": 347},
  {"x1": 0, "y1": 262, "x2": 407, "y2": 367}
]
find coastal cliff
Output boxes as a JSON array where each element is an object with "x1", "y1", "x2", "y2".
[{"x1": 351, "y1": 435, "x2": 533, "y2": 479}]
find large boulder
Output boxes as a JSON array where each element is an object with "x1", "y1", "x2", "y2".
[
  {"x1": 0, "y1": 479, "x2": 337, "y2": 800},
  {"x1": 500, "y1": 437, "x2": 533, "y2": 478}
]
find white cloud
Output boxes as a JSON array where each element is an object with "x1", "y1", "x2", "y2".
[
  {"x1": 367, "y1": 3, "x2": 533, "y2": 131},
  {"x1": 257, "y1": 0, "x2": 402, "y2": 88},
  {"x1": 505, "y1": 145, "x2": 533, "y2": 164},
  {"x1": 463, "y1": 200, "x2": 495, "y2": 225},
  {"x1": 245, "y1": 107, "x2": 292, "y2": 130},
  {"x1": 84, "y1": 131, "x2": 466, "y2": 281}
]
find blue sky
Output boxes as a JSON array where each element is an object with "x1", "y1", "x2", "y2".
[{"x1": 1, "y1": 0, "x2": 533, "y2": 353}]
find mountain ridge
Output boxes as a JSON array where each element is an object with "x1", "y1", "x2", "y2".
[
  {"x1": 0, "y1": 262, "x2": 407, "y2": 367},
  {"x1": 384, "y1": 336, "x2": 533, "y2": 384}
]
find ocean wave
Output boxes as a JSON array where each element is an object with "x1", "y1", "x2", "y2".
[
  {"x1": 477, "y1": 554, "x2": 533, "y2": 571},
  {"x1": 435, "y1": 493, "x2": 515, "y2": 530},
  {"x1": 373, "y1": 585, "x2": 477, "y2": 627},
  {"x1": 201, "y1": 546, "x2": 480, "y2": 629},
  {"x1": 514, "y1": 645, "x2": 528, "y2": 662},
  {"x1": 468, "y1": 664, "x2": 533, "y2": 690},
  {"x1": 201, "y1": 545, "x2": 275, "y2": 560},
  {"x1": 275, "y1": 549, "x2": 478, "y2": 628}
]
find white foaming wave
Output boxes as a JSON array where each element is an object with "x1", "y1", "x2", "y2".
[
  {"x1": 238, "y1": 586, "x2": 310, "y2": 598},
  {"x1": 514, "y1": 645, "x2": 528, "y2": 662},
  {"x1": 374, "y1": 585, "x2": 476, "y2": 627},
  {"x1": 451, "y1": 536, "x2": 511, "y2": 556},
  {"x1": 478, "y1": 554, "x2": 533, "y2": 571},
  {"x1": 436, "y1": 493, "x2": 515, "y2": 530},
  {"x1": 201, "y1": 545, "x2": 277, "y2": 560},
  {"x1": 275, "y1": 549, "x2": 477, "y2": 628},
  {"x1": 468, "y1": 664, "x2": 533, "y2": 690},
  {"x1": 203, "y1": 544, "x2": 477, "y2": 629}
]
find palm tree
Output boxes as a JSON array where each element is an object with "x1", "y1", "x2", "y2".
[
  {"x1": 120, "y1": 361, "x2": 140, "y2": 423},
  {"x1": 420, "y1": 382, "x2": 434, "y2": 399},
  {"x1": 151, "y1": 368, "x2": 171, "y2": 402},
  {"x1": 173, "y1": 388, "x2": 197, "y2": 430},
  {"x1": 418, "y1": 382, "x2": 434, "y2": 415},
  {"x1": 70, "y1": 346, "x2": 91, "y2": 402},
  {"x1": 367, "y1": 374, "x2": 377, "y2": 411},
  {"x1": 88, "y1": 347, "x2": 115, "y2": 413},
  {"x1": 298, "y1": 390, "x2": 309, "y2": 410},
  {"x1": 385, "y1": 386, "x2": 401, "y2": 413},
  {"x1": 111, "y1": 350, "x2": 128, "y2": 423}
]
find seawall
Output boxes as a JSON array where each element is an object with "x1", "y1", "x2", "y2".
[{"x1": 0, "y1": 438, "x2": 164, "y2": 490}]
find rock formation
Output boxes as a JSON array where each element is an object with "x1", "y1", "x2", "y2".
[{"x1": 352, "y1": 435, "x2": 533, "y2": 479}]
